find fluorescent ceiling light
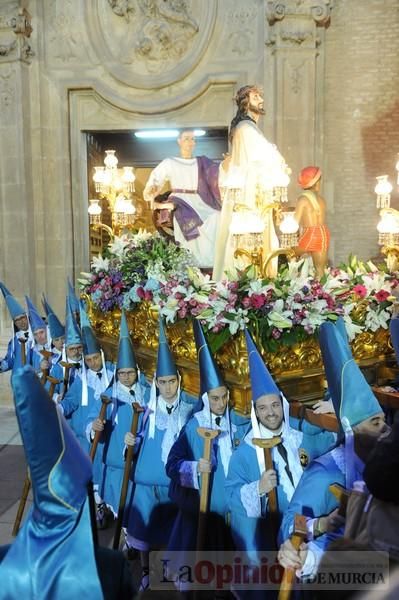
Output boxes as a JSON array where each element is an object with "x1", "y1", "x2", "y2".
[{"x1": 134, "y1": 129, "x2": 206, "y2": 139}]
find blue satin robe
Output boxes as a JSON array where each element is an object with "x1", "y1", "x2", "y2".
[
  {"x1": 226, "y1": 418, "x2": 336, "y2": 555},
  {"x1": 166, "y1": 408, "x2": 249, "y2": 551},
  {"x1": 126, "y1": 392, "x2": 194, "y2": 549}
]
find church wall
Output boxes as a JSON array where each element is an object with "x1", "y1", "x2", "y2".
[
  {"x1": 0, "y1": 0, "x2": 398, "y2": 328},
  {"x1": 323, "y1": 0, "x2": 399, "y2": 264}
]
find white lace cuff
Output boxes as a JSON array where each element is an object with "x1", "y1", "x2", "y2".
[
  {"x1": 179, "y1": 461, "x2": 200, "y2": 489},
  {"x1": 306, "y1": 517, "x2": 317, "y2": 541},
  {"x1": 86, "y1": 422, "x2": 94, "y2": 443},
  {"x1": 298, "y1": 541, "x2": 323, "y2": 579},
  {"x1": 240, "y1": 481, "x2": 262, "y2": 518}
]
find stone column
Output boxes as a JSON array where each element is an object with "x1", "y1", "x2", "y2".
[
  {"x1": 265, "y1": 0, "x2": 332, "y2": 191},
  {"x1": 0, "y1": 1, "x2": 34, "y2": 329}
]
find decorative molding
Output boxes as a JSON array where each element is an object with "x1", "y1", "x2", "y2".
[
  {"x1": 288, "y1": 60, "x2": 307, "y2": 94},
  {"x1": 86, "y1": 0, "x2": 217, "y2": 89},
  {"x1": 0, "y1": 66, "x2": 16, "y2": 120},
  {"x1": 45, "y1": 0, "x2": 87, "y2": 65},
  {"x1": 0, "y1": 39, "x2": 16, "y2": 56},
  {"x1": 265, "y1": 0, "x2": 331, "y2": 48},
  {"x1": 0, "y1": 2, "x2": 34, "y2": 64},
  {"x1": 225, "y1": 4, "x2": 258, "y2": 57},
  {"x1": 266, "y1": 0, "x2": 331, "y2": 26},
  {"x1": 108, "y1": 0, "x2": 199, "y2": 73}
]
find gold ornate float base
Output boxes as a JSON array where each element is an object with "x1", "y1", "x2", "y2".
[{"x1": 88, "y1": 301, "x2": 395, "y2": 415}]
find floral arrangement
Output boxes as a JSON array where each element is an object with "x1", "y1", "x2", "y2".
[
  {"x1": 79, "y1": 231, "x2": 196, "y2": 312},
  {"x1": 79, "y1": 233, "x2": 399, "y2": 352}
]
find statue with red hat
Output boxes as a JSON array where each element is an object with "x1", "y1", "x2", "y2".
[{"x1": 294, "y1": 165, "x2": 331, "y2": 279}]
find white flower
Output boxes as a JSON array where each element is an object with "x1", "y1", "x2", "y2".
[
  {"x1": 108, "y1": 235, "x2": 130, "y2": 259},
  {"x1": 132, "y1": 229, "x2": 152, "y2": 244},
  {"x1": 77, "y1": 272, "x2": 92, "y2": 286},
  {"x1": 267, "y1": 300, "x2": 292, "y2": 329},
  {"x1": 341, "y1": 315, "x2": 363, "y2": 340},
  {"x1": 91, "y1": 256, "x2": 110, "y2": 272},
  {"x1": 364, "y1": 306, "x2": 391, "y2": 331},
  {"x1": 248, "y1": 280, "x2": 276, "y2": 296}
]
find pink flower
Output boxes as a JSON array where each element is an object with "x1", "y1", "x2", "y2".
[
  {"x1": 178, "y1": 306, "x2": 188, "y2": 319},
  {"x1": 375, "y1": 289, "x2": 390, "y2": 303},
  {"x1": 353, "y1": 284, "x2": 367, "y2": 298},
  {"x1": 250, "y1": 294, "x2": 266, "y2": 309},
  {"x1": 144, "y1": 290, "x2": 153, "y2": 301},
  {"x1": 136, "y1": 286, "x2": 146, "y2": 299}
]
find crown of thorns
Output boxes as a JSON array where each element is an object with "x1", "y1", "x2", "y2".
[{"x1": 234, "y1": 85, "x2": 263, "y2": 106}]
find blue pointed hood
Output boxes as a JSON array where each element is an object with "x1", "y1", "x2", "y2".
[
  {"x1": 335, "y1": 316, "x2": 351, "y2": 350},
  {"x1": 65, "y1": 298, "x2": 82, "y2": 347},
  {"x1": 245, "y1": 329, "x2": 280, "y2": 403},
  {"x1": 116, "y1": 311, "x2": 137, "y2": 370},
  {"x1": 319, "y1": 321, "x2": 382, "y2": 429},
  {"x1": 67, "y1": 278, "x2": 80, "y2": 314},
  {"x1": 12, "y1": 365, "x2": 92, "y2": 513},
  {"x1": 80, "y1": 303, "x2": 100, "y2": 355},
  {"x1": 42, "y1": 295, "x2": 65, "y2": 339},
  {"x1": 193, "y1": 319, "x2": 224, "y2": 395},
  {"x1": 156, "y1": 317, "x2": 177, "y2": 377},
  {"x1": 1, "y1": 365, "x2": 103, "y2": 598},
  {"x1": 42, "y1": 294, "x2": 51, "y2": 317},
  {"x1": 25, "y1": 295, "x2": 47, "y2": 332},
  {"x1": 389, "y1": 315, "x2": 399, "y2": 366},
  {"x1": 0, "y1": 282, "x2": 26, "y2": 320}
]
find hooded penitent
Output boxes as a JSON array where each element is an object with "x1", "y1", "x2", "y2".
[
  {"x1": 319, "y1": 320, "x2": 382, "y2": 487},
  {"x1": 42, "y1": 295, "x2": 65, "y2": 340},
  {"x1": 0, "y1": 366, "x2": 103, "y2": 599}
]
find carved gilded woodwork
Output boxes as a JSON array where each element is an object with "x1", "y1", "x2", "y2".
[{"x1": 87, "y1": 298, "x2": 395, "y2": 416}]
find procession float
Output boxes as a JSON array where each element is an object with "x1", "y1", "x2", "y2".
[{"x1": 79, "y1": 231, "x2": 398, "y2": 416}]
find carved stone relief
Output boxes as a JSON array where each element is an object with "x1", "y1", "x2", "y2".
[
  {"x1": 266, "y1": 0, "x2": 331, "y2": 25},
  {"x1": 0, "y1": 1, "x2": 33, "y2": 64},
  {"x1": 266, "y1": 0, "x2": 331, "y2": 48},
  {"x1": 222, "y1": 2, "x2": 258, "y2": 57},
  {"x1": 0, "y1": 66, "x2": 16, "y2": 121},
  {"x1": 44, "y1": 0, "x2": 85, "y2": 65},
  {"x1": 86, "y1": 0, "x2": 217, "y2": 89}
]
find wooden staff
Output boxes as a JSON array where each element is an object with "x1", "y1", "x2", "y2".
[
  {"x1": 112, "y1": 402, "x2": 145, "y2": 550},
  {"x1": 252, "y1": 436, "x2": 281, "y2": 548},
  {"x1": 45, "y1": 375, "x2": 62, "y2": 399},
  {"x1": 18, "y1": 337, "x2": 27, "y2": 366},
  {"x1": 329, "y1": 483, "x2": 350, "y2": 518},
  {"x1": 40, "y1": 349, "x2": 52, "y2": 383},
  {"x1": 59, "y1": 360, "x2": 78, "y2": 399},
  {"x1": 278, "y1": 514, "x2": 308, "y2": 600},
  {"x1": 89, "y1": 394, "x2": 112, "y2": 461},
  {"x1": 196, "y1": 427, "x2": 220, "y2": 553}
]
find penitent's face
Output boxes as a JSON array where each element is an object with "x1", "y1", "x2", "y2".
[
  {"x1": 353, "y1": 413, "x2": 390, "y2": 439},
  {"x1": 118, "y1": 368, "x2": 137, "y2": 388},
  {"x1": 34, "y1": 328, "x2": 48, "y2": 346},
  {"x1": 14, "y1": 315, "x2": 29, "y2": 332},
  {"x1": 84, "y1": 352, "x2": 102, "y2": 372},
  {"x1": 255, "y1": 393, "x2": 283, "y2": 432},
  {"x1": 52, "y1": 336, "x2": 65, "y2": 351},
  {"x1": 208, "y1": 386, "x2": 228, "y2": 416},
  {"x1": 156, "y1": 375, "x2": 179, "y2": 402},
  {"x1": 66, "y1": 344, "x2": 83, "y2": 361}
]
